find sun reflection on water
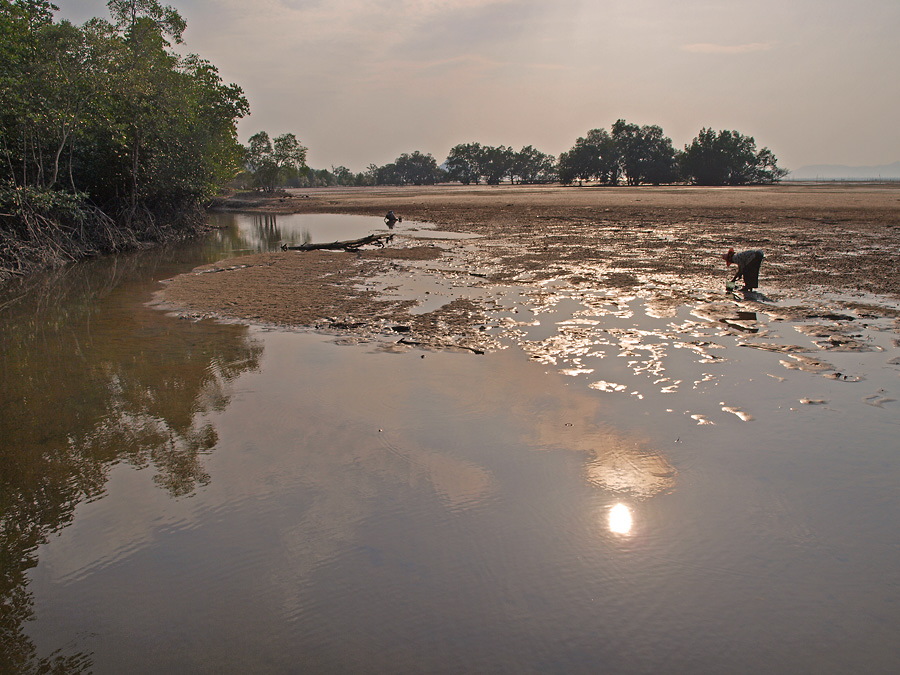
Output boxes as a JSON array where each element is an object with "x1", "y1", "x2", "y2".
[{"x1": 608, "y1": 503, "x2": 634, "y2": 535}]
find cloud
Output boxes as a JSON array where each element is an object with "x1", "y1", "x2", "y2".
[
  {"x1": 681, "y1": 42, "x2": 774, "y2": 54},
  {"x1": 272, "y1": 0, "x2": 515, "y2": 26}
]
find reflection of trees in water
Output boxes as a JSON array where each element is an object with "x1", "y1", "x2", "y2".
[
  {"x1": 204, "y1": 213, "x2": 325, "y2": 250},
  {"x1": 206, "y1": 212, "x2": 284, "y2": 252},
  {"x1": 0, "y1": 254, "x2": 263, "y2": 672}
]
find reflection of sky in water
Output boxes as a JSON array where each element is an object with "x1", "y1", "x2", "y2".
[
  {"x1": 492, "y1": 284, "x2": 900, "y2": 435},
  {"x1": 25, "y1": 331, "x2": 683, "y2": 669},
  {"x1": 27, "y1": 302, "x2": 899, "y2": 671},
  {"x1": 13, "y1": 218, "x2": 900, "y2": 673}
]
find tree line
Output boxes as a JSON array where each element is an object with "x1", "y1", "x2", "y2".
[
  {"x1": 558, "y1": 120, "x2": 787, "y2": 186},
  {"x1": 245, "y1": 120, "x2": 787, "y2": 190},
  {"x1": 0, "y1": 0, "x2": 248, "y2": 279}
]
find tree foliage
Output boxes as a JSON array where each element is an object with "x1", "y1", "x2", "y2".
[
  {"x1": 680, "y1": 128, "x2": 788, "y2": 185},
  {"x1": 559, "y1": 120, "x2": 785, "y2": 186},
  {"x1": 366, "y1": 151, "x2": 444, "y2": 186},
  {"x1": 245, "y1": 131, "x2": 308, "y2": 192},
  {"x1": 394, "y1": 151, "x2": 443, "y2": 185},
  {"x1": 559, "y1": 128, "x2": 619, "y2": 185},
  {"x1": 0, "y1": 0, "x2": 248, "y2": 278},
  {"x1": 511, "y1": 146, "x2": 557, "y2": 184},
  {"x1": 444, "y1": 143, "x2": 556, "y2": 185},
  {"x1": 559, "y1": 120, "x2": 676, "y2": 186},
  {"x1": 108, "y1": 0, "x2": 186, "y2": 42},
  {"x1": 611, "y1": 120, "x2": 678, "y2": 186},
  {"x1": 445, "y1": 142, "x2": 483, "y2": 184},
  {"x1": 478, "y1": 145, "x2": 515, "y2": 185}
]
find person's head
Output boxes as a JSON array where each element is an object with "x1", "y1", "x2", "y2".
[{"x1": 722, "y1": 248, "x2": 735, "y2": 265}]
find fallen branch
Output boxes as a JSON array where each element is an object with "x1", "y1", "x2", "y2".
[
  {"x1": 281, "y1": 233, "x2": 391, "y2": 252},
  {"x1": 398, "y1": 337, "x2": 485, "y2": 355}
]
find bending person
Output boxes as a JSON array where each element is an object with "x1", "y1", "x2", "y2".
[{"x1": 723, "y1": 248, "x2": 765, "y2": 291}]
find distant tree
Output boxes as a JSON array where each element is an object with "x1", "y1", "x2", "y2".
[
  {"x1": 748, "y1": 146, "x2": 788, "y2": 184},
  {"x1": 359, "y1": 163, "x2": 380, "y2": 186},
  {"x1": 560, "y1": 122, "x2": 677, "y2": 186},
  {"x1": 308, "y1": 168, "x2": 333, "y2": 187},
  {"x1": 640, "y1": 129, "x2": 679, "y2": 185},
  {"x1": 370, "y1": 151, "x2": 444, "y2": 185},
  {"x1": 245, "y1": 131, "x2": 307, "y2": 191},
  {"x1": 680, "y1": 128, "x2": 788, "y2": 185},
  {"x1": 374, "y1": 162, "x2": 402, "y2": 185},
  {"x1": 586, "y1": 128, "x2": 621, "y2": 184},
  {"x1": 558, "y1": 129, "x2": 618, "y2": 185},
  {"x1": 610, "y1": 120, "x2": 643, "y2": 185},
  {"x1": 446, "y1": 143, "x2": 552, "y2": 184},
  {"x1": 245, "y1": 133, "x2": 278, "y2": 190},
  {"x1": 511, "y1": 145, "x2": 557, "y2": 184},
  {"x1": 394, "y1": 151, "x2": 443, "y2": 185},
  {"x1": 330, "y1": 165, "x2": 354, "y2": 186},
  {"x1": 611, "y1": 119, "x2": 677, "y2": 186},
  {"x1": 559, "y1": 140, "x2": 598, "y2": 185},
  {"x1": 445, "y1": 142, "x2": 483, "y2": 184},
  {"x1": 478, "y1": 145, "x2": 515, "y2": 185}
]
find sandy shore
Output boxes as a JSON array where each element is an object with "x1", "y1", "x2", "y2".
[{"x1": 160, "y1": 183, "x2": 900, "y2": 344}]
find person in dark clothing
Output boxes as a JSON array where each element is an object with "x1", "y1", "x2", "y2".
[
  {"x1": 723, "y1": 248, "x2": 764, "y2": 290},
  {"x1": 384, "y1": 210, "x2": 402, "y2": 228}
]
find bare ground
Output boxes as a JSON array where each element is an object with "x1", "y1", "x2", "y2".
[{"x1": 160, "y1": 184, "x2": 900, "y2": 345}]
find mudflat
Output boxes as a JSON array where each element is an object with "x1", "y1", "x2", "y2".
[{"x1": 161, "y1": 183, "x2": 900, "y2": 342}]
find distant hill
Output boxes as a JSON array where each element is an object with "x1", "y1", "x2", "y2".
[{"x1": 788, "y1": 161, "x2": 900, "y2": 180}]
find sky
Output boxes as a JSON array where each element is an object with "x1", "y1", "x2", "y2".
[{"x1": 57, "y1": 0, "x2": 900, "y2": 173}]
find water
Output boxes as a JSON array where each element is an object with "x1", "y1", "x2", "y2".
[{"x1": 2, "y1": 214, "x2": 900, "y2": 673}]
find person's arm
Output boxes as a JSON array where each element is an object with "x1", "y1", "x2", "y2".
[{"x1": 730, "y1": 251, "x2": 746, "y2": 282}]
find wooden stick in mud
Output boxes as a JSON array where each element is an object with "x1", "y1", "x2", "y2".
[{"x1": 281, "y1": 233, "x2": 391, "y2": 252}]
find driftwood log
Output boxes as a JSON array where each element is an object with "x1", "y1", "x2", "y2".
[
  {"x1": 281, "y1": 233, "x2": 391, "y2": 252},
  {"x1": 397, "y1": 337, "x2": 485, "y2": 355}
]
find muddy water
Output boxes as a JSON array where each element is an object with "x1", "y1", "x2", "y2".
[{"x1": 3, "y1": 214, "x2": 900, "y2": 673}]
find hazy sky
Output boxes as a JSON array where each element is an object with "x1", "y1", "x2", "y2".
[{"x1": 58, "y1": 0, "x2": 899, "y2": 172}]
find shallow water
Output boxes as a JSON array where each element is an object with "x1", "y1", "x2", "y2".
[
  {"x1": 3, "y1": 214, "x2": 900, "y2": 673},
  {"x1": 205, "y1": 211, "x2": 476, "y2": 251}
]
